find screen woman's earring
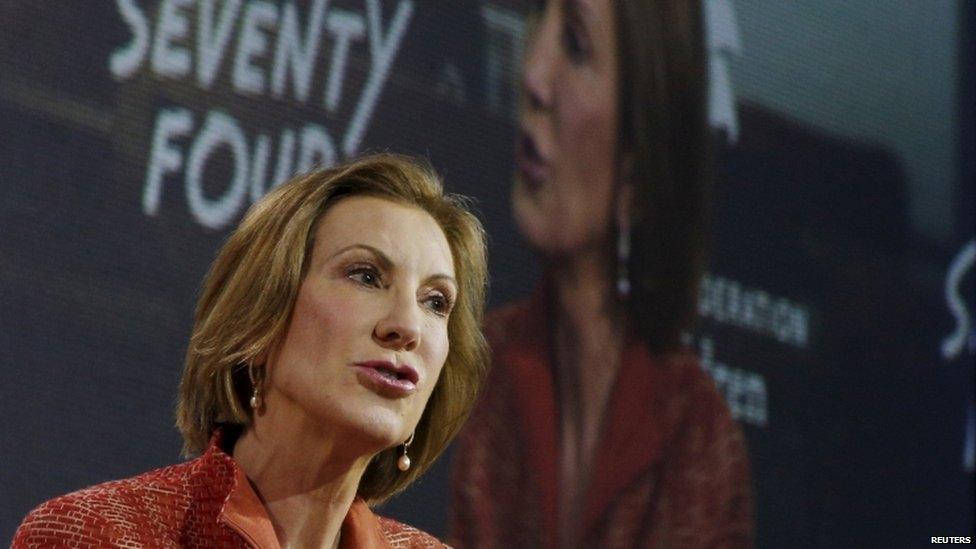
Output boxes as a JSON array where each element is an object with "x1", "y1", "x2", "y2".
[
  {"x1": 615, "y1": 181, "x2": 634, "y2": 299},
  {"x1": 616, "y1": 215, "x2": 631, "y2": 298}
]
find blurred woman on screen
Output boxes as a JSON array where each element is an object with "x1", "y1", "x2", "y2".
[
  {"x1": 14, "y1": 154, "x2": 489, "y2": 548},
  {"x1": 449, "y1": 1, "x2": 753, "y2": 547}
]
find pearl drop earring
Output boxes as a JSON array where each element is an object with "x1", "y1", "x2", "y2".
[
  {"x1": 397, "y1": 432, "x2": 415, "y2": 472},
  {"x1": 247, "y1": 362, "x2": 262, "y2": 410}
]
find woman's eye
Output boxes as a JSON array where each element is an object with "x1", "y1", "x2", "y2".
[
  {"x1": 527, "y1": 1, "x2": 546, "y2": 31},
  {"x1": 348, "y1": 266, "x2": 382, "y2": 288},
  {"x1": 424, "y1": 293, "x2": 454, "y2": 316},
  {"x1": 563, "y1": 24, "x2": 586, "y2": 61},
  {"x1": 562, "y1": 18, "x2": 589, "y2": 63}
]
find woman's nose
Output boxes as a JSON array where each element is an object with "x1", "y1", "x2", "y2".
[
  {"x1": 373, "y1": 296, "x2": 421, "y2": 352},
  {"x1": 522, "y1": 12, "x2": 556, "y2": 112}
]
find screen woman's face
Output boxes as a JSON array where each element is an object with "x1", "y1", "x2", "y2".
[{"x1": 513, "y1": 0, "x2": 621, "y2": 257}]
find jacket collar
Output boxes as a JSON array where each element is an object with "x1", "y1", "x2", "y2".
[{"x1": 201, "y1": 429, "x2": 391, "y2": 549}]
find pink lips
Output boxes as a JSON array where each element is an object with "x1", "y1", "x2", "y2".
[
  {"x1": 354, "y1": 361, "x2": 419, "y2": 399},
  {"x1": 515, "y1": 128, "x2": 549, "y2": 187}
]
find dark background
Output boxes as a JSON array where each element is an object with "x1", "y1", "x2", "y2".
[{"x1": 1, "y1": 1, "x2": 972, "y2": 546}]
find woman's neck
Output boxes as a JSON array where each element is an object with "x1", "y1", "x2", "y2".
[
  {"x1": 549, "y1": 247, "x2": 629, "y2": 546},
  {"x1": 232, "y1": 396, "x2": 375, "y2": 549},
  {"x1": 550, "y1": 247, "x2": 625, "y2": 350}
]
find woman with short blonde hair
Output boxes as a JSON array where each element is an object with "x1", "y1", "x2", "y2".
[
  {"x1": 16, "y1": 153, "x2": 489, "y2": 547},
  {"x1": 178, "y1": 153, "x2": 489, "y2": 501}
]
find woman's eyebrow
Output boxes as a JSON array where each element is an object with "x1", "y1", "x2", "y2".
[
  {"x1": 427, "y1": 273, "x2": 459, "y2": 293},
  {"x1": 327, "y1": 244, "x2": 393, "y2": 270},
  {"x1": 328, "y1": 244, "x2": 455, "y2": 289}
]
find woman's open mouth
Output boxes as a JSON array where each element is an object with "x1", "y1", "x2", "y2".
[
  {"x1": 516, "y1": 128, "x2": 549, "y2": 188},
  {"x1": 354, "y1": 361, "x2": 418, "y2": 399}
]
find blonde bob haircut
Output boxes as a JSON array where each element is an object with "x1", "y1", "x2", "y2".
[{"x1": 176, "y1": 153, "x2": 489, "y2": 503}]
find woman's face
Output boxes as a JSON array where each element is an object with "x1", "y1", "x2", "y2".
[
  {"x1": 265, "y1": 196, "x2": 456, "y2": 450},
  {"x1": 513, "y1": 0, "x2": 621, "y2": 255}
]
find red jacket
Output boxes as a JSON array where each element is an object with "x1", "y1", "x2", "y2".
[
  {"x1": 13, "y1": 430, "x2": 444, "y2": 548},
  {"x1": 449, "y1": 289, "x2": 754, "y2": 548}
]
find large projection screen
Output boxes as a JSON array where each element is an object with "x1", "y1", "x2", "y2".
[{"x1": 1, "y1": 1, "x2": 972, "y2": 546}]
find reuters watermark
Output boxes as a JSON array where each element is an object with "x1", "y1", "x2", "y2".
[{"x1": 930, "y1": 537, "x2": 972, "y2": 544}]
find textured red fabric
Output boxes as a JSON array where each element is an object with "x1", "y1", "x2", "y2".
[
  {"x1": 449, "y1": 287, "x2": 754, "y2": 548},
  {"x1": 13, "y1": 431, "x2": 445, "y2": 548}
]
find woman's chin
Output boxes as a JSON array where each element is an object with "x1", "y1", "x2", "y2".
[
  {"x1": 324, "y1": 403, "x2": 409, "y2": 450},
  {"x1": 513, "y1": 191, "x2": 582, "y2": 255},
  {"x1": 516, "y1": 218, "x2": 579, "y2": 258},
  {"x1": 513, "y1": 194, "x2": 551, "y2": 249}
]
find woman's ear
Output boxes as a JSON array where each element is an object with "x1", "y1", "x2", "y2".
[
  {"x1": 254, "y1": 336, "x2": 283, "y2": 372},
  {"x1": 251, "y1": 350, "x2": 271, "y2": 384}
]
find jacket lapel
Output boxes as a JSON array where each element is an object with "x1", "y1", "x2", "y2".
[
  {"x1": 503, "y1": 286, "x2": 561, "y2": 548},
  {"x1": 584, "y1": 348, "x2": 691, "y2": 536}
]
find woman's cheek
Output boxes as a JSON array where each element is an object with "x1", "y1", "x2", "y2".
[
  {"x1": 512, "y1": 184, "x2": 548, "y2": 248},
  {"x1": 424, "y1": 330, "x2": 450, "y2": 389}
]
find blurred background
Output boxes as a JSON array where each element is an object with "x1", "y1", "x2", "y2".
[{"x1": 0, "y1": 0, "x2": 971, "y2": 546}]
